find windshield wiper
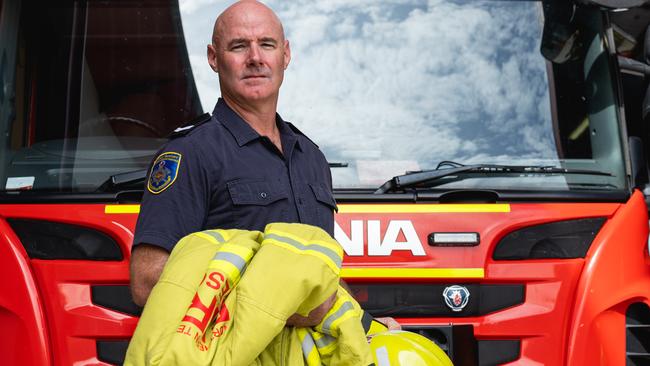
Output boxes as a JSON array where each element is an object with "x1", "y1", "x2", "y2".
[
  {"x1": 375, "y1": 164, "x2": 613, "y2": 194},
  {"x1": 328, "y1": 161, "x2": 349, "y2": 168},
  {"x1": 96, "y1": 169, "x2": 148, "y2": 192}
]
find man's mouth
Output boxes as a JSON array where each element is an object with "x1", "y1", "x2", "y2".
[{"x1": 243, "y1": 74, "x2": 268, "y2": 80}]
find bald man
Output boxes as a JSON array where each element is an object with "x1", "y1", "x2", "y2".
[{"x1": 130, "y1": 1, "x2": 339, "y2": 327}]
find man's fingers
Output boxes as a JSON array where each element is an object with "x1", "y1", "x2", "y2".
[
  {"x1": 286, "y1": 292, "x2": 337, "y2": 327},
  {"x1": 375, "y1": 316, "x2": 401, "y2": 330}
]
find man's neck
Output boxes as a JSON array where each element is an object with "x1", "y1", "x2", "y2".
[
  {"x1": 222, "y1": 95, "x2": 283, "y2": 153},
  {"x1": 222, "y1": 95, "x2": 279, "y2": 137}
]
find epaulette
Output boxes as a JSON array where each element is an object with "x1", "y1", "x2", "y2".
[
  {"x1": 285, "y1": 121, "x2": 319, "y2": 148},
  {"x1": 168, "y1": 113, "x2": 212, "y2": 138}
]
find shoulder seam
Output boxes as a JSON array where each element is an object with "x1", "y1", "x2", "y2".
[{"x1": 168, "y1": 113, "x2": 212, "y2": 138}]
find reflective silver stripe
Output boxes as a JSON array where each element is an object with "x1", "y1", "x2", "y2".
[
  {"x1": 301, "y1": 332, "x2": 316, "y2": 358},
  {"x1": 213, "y1": 251, "x2": 247, "y2": 272},
  {"x1": 202, "y1": 230, "x2": 226, "y2": 243},
  {"x1": 314, "y1": 334, "x2": 335, "y2": 348},
  {"x1": 376, "y1": 346, "x2": 391, "y2": 366},
  {"x1": 321, "y1": 301, "x2": 354, "y2": 333},
  {"x1": 265, "y1": 233, "x2": 342, "y2": 268}
]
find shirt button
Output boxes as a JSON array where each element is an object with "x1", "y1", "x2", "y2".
[{"x1": 260, "y1": 192, "x2": 267, "y2": 198}]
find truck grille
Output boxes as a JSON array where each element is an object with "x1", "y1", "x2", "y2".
[
  {"x1": 350, "y1": 283, "x2": 524, "y2": 317},
  {"x1": 627, "y1": 302, "x2": 650, "y2": 365},
  {"x1": 404, "y1": 325, "x2": 520, "y2": 366}
]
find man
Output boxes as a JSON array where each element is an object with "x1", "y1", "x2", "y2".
[
  {"x1": 130, "y1": 0, "x2": 398, "y2": 330},
  {"x1": 131, "y1": 0, "x2": 338, "y2": 327}
]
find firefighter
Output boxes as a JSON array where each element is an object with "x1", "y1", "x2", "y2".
[{"x1": 129, "y1": 0, "x2": 398, "y2": 330}]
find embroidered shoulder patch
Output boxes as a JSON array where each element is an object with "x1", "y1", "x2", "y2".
[{"x1": 147, "y1": 152, "x2": 182, "y2": 194}]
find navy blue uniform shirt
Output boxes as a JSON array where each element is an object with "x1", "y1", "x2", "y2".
[{"x1": 133, "y1": 98, "x2": 337, "y2": 252}]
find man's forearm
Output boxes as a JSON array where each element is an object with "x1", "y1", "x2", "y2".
[{"x1": 130, "y1": 244, "x2": 169, "y2": 306}]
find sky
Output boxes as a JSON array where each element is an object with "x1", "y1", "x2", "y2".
[{"x1": 179, "y1": 0, "x2": 558, "y2": 187}]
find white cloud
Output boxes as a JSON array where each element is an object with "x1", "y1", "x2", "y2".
[{"x1": 179, "y1": 0, "x2": 228, "y2": 15}]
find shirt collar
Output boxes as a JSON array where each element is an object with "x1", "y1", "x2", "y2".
[{"x1": 213, "y1": 98, "x2": 301, "y2": 150}]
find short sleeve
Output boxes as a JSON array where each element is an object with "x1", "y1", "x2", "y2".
[{"x1": 132, "y1": 138, "x2": 211, "y2": 252}]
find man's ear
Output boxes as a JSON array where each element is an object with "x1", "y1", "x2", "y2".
[
  {"x1": 283, "y1": 39, "x2": 291, "y2": 70},
  {"x1": 207, "y1": 43, "x2": 219, "y2": 73}
]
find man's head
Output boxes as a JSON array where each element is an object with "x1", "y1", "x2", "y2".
[{"x1": 207, "y1": 1, "x2": 290, "y2": 108}]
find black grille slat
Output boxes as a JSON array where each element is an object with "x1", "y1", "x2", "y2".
[
  {"x1": 350, "y1": 283, "x2": 524, "y2": 317},
  {"x1": 97, "y1": 340, "x2": 130, "y2": 366},
  {"x1": 404, "y1": 325, "x2": 477, "y2": 366},
  {"x1": 92, "y1": 285, "x2": 142, "y2": 316},
  {"x1": 493, "y1": 217, "x2": 606, "y2": 260},
  {"x1": 7, "y1": 218, "x2": 122, "y2": 260},
  {"x1": 478, "y1": 340, "x2": 521, "y2": 366},
  {"x1": 627, "y1": 303, "x2": 650, "y2": 366}
]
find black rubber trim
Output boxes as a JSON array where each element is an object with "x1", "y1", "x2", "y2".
[
  {"x1": 350, "y1": 283, "x2": 524, "y2": 318},
  {"x1": 7, "y1": 219, "x2": 123, "y2": 260},
  {"x1": 92, "y1": 285, "x2": 142, "y2": 316},
  {"x1": 478, "y1": 340, "x2": 520, "y2": 366},
  {"x1": 0, "y1": 188, "x2": 630, "y2": 204},
  {"x1": 335, "y1": 189, "x2": 629, "y2": 203},
  {"x1": 97, "y1": 340, "x2": 130, "y2": 366},
  {"x1": 0, "y1": 191, "x2": 144, "y2": 203}
]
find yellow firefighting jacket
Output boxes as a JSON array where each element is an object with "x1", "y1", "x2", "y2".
[{"x1": 124, "y1": 223, "x2": 372, "y2": 366}]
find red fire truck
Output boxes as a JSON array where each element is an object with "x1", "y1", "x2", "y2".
[{"x1": 1, "y1": 0, "x2": 650, "y2": 365}]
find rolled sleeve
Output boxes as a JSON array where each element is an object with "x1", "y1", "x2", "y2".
[{"x1": 133, "y1": 139, "x2": 211, "y2": 252}]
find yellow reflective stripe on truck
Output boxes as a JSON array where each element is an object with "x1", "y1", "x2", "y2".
[
  {"x1": 106, "y1": 204, "x2": 511, "y2": 214},
  {"x1": 341, "y1": 268, "x2": 485, "y2": 279},
  {"x1": 105, "y1": 205, "x2": 140, "y2": 214},
  {"x1": 338, "y1": 204, "x2": 510, "y2": 213}
]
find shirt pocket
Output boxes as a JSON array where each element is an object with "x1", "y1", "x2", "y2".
[{"x1": 227, "y1": 179, "x2": 290, "y2": 230}]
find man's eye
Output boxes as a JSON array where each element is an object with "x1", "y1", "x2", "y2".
[
  {"x1": 261, "y1": 43, "x2": 276, "y2": 49},
  {"x1": 231, "y1": 44, "x2": 245, "y2": 51}
]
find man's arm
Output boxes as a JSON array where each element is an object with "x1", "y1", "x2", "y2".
[{"x1": 130, "y1": 244, "x2": 169, "y2": 306}]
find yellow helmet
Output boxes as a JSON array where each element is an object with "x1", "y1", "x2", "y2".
[{"x1": 368, "y1": 330, "x2": 454, "y2": 366}]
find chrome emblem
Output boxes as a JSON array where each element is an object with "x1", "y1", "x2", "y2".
[{"x1": 443, "y1": 285, "x2": 470, "y2": 312}]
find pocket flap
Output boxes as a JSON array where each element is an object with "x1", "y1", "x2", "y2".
[
  {"x1": 309, "y1": 183, "x2": 338, "y2": 212},
  {"x1": 227, "y1": 179, "x2": 289, "y2": 206}
]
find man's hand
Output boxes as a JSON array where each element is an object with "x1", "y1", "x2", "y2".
[
  {"x1": 286, "y1": 292, "x2": 337, "y2": 327},
  {"x1": 375, "y1": 317, "x2": 402, "y2": 330}
]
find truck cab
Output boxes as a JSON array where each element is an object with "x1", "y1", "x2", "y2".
[{"x1": 1, "y1": 0, "x2": 650, "y2": 365}]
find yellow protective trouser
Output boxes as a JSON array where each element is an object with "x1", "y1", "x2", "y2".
[{"x1": 125, "y1": 223, "x2": 372, "y2": 366}]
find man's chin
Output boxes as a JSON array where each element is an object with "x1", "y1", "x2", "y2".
[{"x1": 238, "y1": 88, "x2": 276, "y2": 102}]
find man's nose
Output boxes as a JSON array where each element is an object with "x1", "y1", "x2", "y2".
[{"x1": 247, "y1": 43, "x2": 262, "y2": 65}]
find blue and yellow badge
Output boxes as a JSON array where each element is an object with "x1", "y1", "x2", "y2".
[{"x1": 147, "y1": 152, "x2": 182, "y2": 194}]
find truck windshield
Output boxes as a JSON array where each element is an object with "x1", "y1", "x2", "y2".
[{"x1": 0, "y1": 0, "x2": 627, "y2": 193}]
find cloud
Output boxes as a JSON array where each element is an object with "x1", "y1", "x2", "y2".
[
  {"x1": 181, "y1": 1, "x2": 558, "y2": 187},
  {"x1": 179, "y1": 0, "x2": 227, "y2": 15}
]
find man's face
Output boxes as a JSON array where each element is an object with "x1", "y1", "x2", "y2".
[{"x1": 208, "y1": 5, "x2": 290, "y2": 105}]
